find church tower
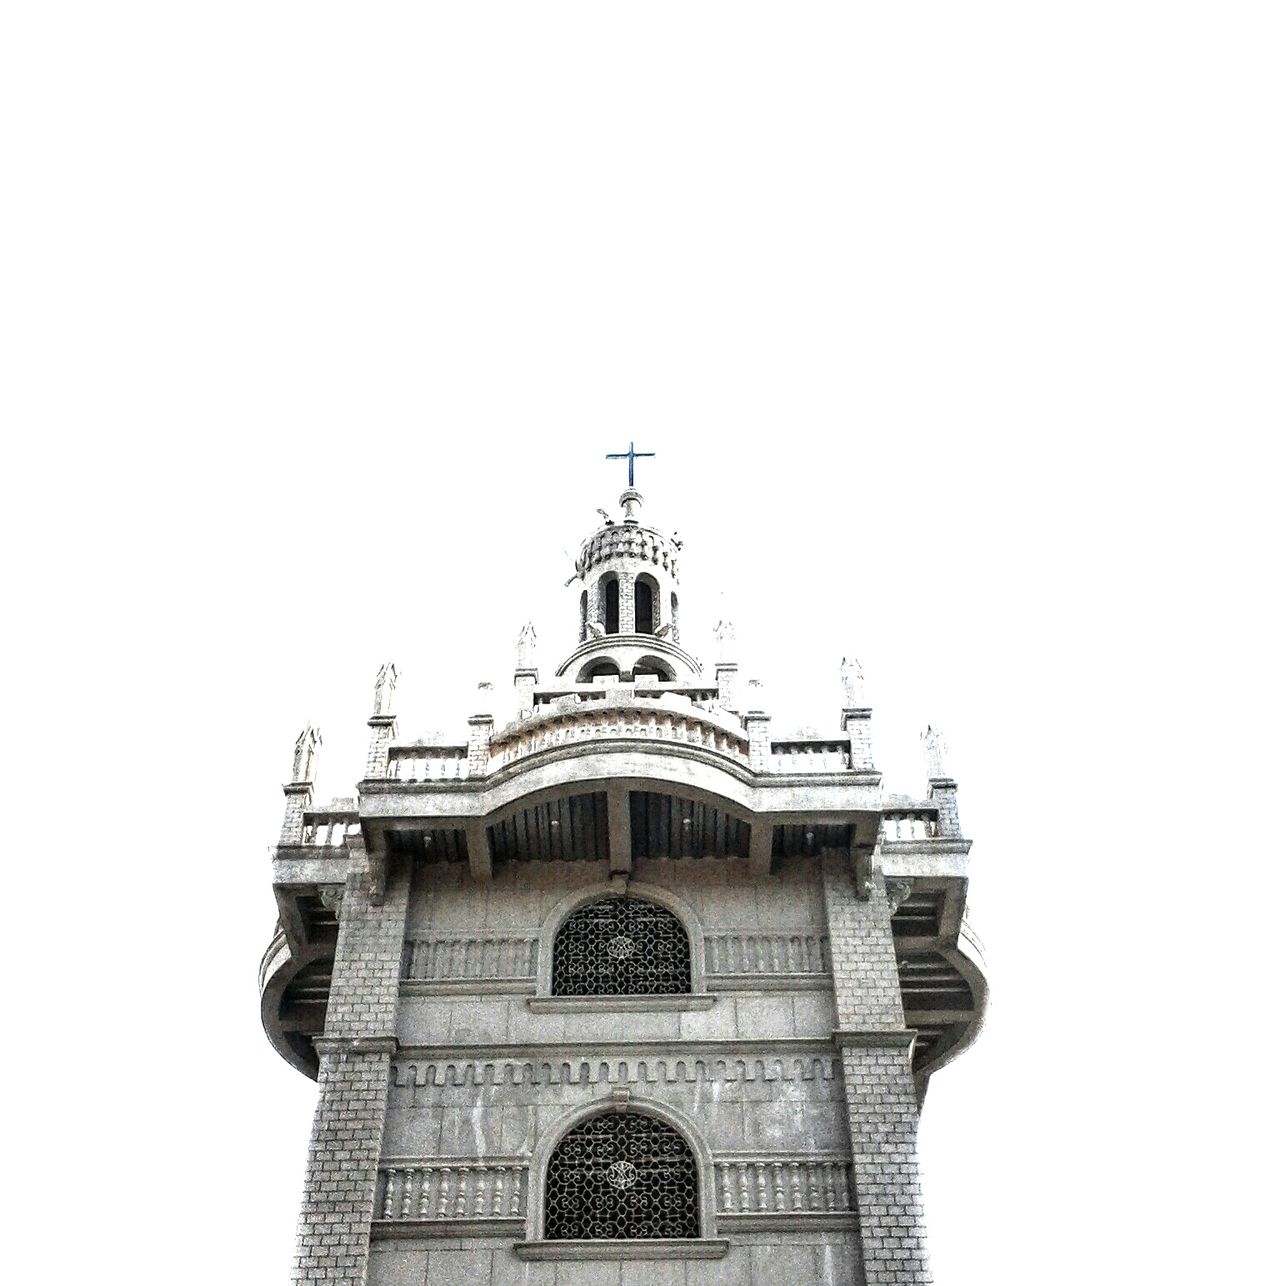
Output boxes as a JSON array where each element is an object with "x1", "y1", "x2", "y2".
[{"x1": 261, "y1": 465, "x2": 987, "y2": 1284}]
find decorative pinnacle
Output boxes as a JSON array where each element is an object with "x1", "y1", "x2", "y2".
[{"x1": 921, "y1": 724, "x2": 949, "y2": 779}]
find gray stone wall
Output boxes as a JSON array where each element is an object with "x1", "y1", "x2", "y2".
[{"x1": 293, "y1": 855, "x2": 411, "y2": 1285}]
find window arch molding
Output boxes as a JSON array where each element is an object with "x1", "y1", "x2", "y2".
[
  {"x1": 523, "y1": 1095, "x2": 720, "y2": 1245},
  {"x1": 535, "y1": 881, "x2": 707, "y2": 998}
]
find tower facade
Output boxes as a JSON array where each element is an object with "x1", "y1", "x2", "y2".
[{"x1": 261, "y1": 486, "x2": 987, "y2": 1284}]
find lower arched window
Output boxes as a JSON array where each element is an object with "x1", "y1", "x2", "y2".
[
  {"x1": 552, "y1": 896, "x2": 691, "y2": 996},
  {"x1": 545, "y1": 1112, "x2": 699, "y2": 1240}
]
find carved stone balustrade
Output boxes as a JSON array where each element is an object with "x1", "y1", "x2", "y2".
[
  {"x1": 768, "y1": 739, "x2": 853, "y2": 774},
  {"x1": 704, "y1": 932, "x2": 831, "y2": 977},
  {"x1": 714, "y1": 1154, "x2": 854, "y2": 1223},
  {"x1": 375, "y1": 1159, "x2": 528, "y2": 1230},
  {"x1": 401, "y1": 933, "x2": 539, "y2": 987},
  {"x1": 387, "y1": 743, "x2": 471, "y2": 782},
  {"x1": 880, "y1": 809, "x2": 941, "y2": 843}
]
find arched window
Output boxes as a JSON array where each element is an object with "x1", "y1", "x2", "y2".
[
  {"x1": 633, "y1": 655, "x2": 674, "y2": 682},
  {"x1": 600, "y1": 574, "x2": 620, "y2": 635},
  {"x1": 552, "y1": 896, "x2": 691, "y2": 996},
  {"x1": 579, "y1": 659, "x2": 621, "y2": 683},
  {"x1": 635, "y1": 575, "x2": 658, "y2": 634},
  {"x1": 545, "y1": 1112, "x2": 699, "y2": 1240}
]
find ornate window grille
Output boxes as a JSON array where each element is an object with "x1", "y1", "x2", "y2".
[
  {"x1": 551, "y1": 896, "x2": 691, "y2": 996},
  {"x1": 545, "y1": 1113, "x2": 699, "y2": 1240}
]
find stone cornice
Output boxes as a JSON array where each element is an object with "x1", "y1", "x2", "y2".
[
  {"x1": 831, "y1": 1028, "x2": 918, "y2": 1051},
  {"x1": 313, "y1": 1036, "x2": 398, "y2": 1056},
  {"x1": 526, "y1": 994, "x2": 715, "y2": 1013},
  {"x1": 514, "y1": 1239, "x2": 731, "y2": 1261}
]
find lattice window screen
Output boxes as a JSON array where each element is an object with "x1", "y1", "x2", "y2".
[
  {"x1": 545, "y1": 1113, "x2": 699, "y2": 1240},
  {"x1": 551, "y1": 896, "x2": 691, "y2": 996}
]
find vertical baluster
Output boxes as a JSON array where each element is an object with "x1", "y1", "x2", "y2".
[
  {"x1": 837, "y1": 1164, "x2": 852, "y2": 1210},
  {"x1": 737, "y1": 1163, "x2": 750, "y2": 1212},
  {"x1": 401, "y1": 1166, "x2": 415, "y2": 1219},
  {"x1": 720, "y1": 1166, "x2": 734, "y2": 1213},
  {"x1": 823, "y1": 1162, "x2": 837, "y2": 1211},
  {"x1": 788, "y1": 1163, "x2": 802, "y2": 1212},
  {"x1": 492, "y1": 1167, "x2": 505, "y2": 1216},
  {"x1": 436, "y1": 1167, "x2": 451, "y2": 1218},
  {"x1": 771, "y1": 1162, "x2": 785, "y2": 1210},
  {"x1": 755, "y1": 1163, "x2": 768, "y2": 1212},
  {"x1": 382, "y1": 1169, "x2": 397, "y2": 1219},
  {"x1": 510, "y1": 1168, "x2": 522, "y2": 1217},
  {"x1": 418, "y1": 1167, "x2": 433, "y2": 1218},
  {"x1": 471, "y1": 1168, "x2": 487, "y2": 1216},
  {"x1": 455, "y1": 1166, "x2": 468, "y2": 1216},
  {"x1": 807, "y1": 1163, "x2": 822, "y2": 1212}
]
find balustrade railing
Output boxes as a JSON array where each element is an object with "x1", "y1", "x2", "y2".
[
  {"x1": 401, "y1": 934, "x2": 538, "y2": 982},
  {"x1": 705, "y1": 932, "x2": 830, "y2": 975},
  {"x1": 299, "y1": 811, "x2": 359, "y2": 847},
  {"x1": 715, "y1": 1156, "x2": 853, "y2": 1215},
  {"x1": 880, "y1": 810, "x2": 940, "y2": 842},
  {"x1": 768, "y1": 740, "x2": 852, "y2": 773},
  {"x1": 377, "y1": 1161, "x2": 527, "y2": 1222},
  {"x1": 388, "y1": 745, "x2": 471, "y2": 782}
]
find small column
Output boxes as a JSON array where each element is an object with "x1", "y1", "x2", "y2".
[
  {"x1": 280, "y1": 725, "x2": 320, "y2": 845},
  {"x1": 365, "y1": 662, "x2": 397, "y2": 779},
  {"x1": 922, "y1": 725, "x2": 962, "y2": 837},
  {"x1": 839, "y1": 656, "x2": 875, "y2": 772},
  {"x1": 468, "y1": 685, "x2": 495, "y2": 777},
  {"x1": 713, "y1": 617, "x2": 738, "y2": 711},
  {"x1": 514, "y1": 623, "x2": 538, "y2": 718},
  {"x1": 744, "y1": 683, "x2": 771, "y2": 771},
  {"x1": 619, "y1": 573, "x2": 636, "y2": 634}
]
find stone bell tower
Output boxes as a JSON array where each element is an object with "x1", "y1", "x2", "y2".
[{"x1": 260, "y1": 469, "x2": 987, "y2": 1284}]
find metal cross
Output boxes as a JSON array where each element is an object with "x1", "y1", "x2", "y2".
[{"x1": 605, "y1": 441, "x2": 655, "y2": 488}]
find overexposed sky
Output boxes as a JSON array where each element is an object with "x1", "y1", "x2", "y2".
[{"x1": 3, "y1": 4, "x2": 1276, "y2": 1283}]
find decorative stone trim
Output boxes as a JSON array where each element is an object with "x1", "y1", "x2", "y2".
[
  {"x1": 718, "y1": 1213, "x2": 855, "y2": 1232},
  {"x1": 392, "y1": 1045, "x2": 840, "y2": 1089},
  {"x1": 527, "y1": 994, "x2": 715, "y2": 1013},
  {"x1": 514, "y1": 1239, "x2": 731, "y2": 1260}
]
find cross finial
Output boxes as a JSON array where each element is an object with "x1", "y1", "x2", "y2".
[{"x1": 605, "y1": 441, "x2": 655, "y2": 487}]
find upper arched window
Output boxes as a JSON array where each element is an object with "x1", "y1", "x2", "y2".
[
  {"x1": 545, "y1": 1112, "x2": 699, "y2": 1240},
  {"x1": 635, "y1": 574, "x2": 658, "y2": 634},
  {"x1": 579, "y1": 659, "x2": 621, "y2": 683},
  {"x1": 602, "y1": 575, "x2": 620, "y2": 635},
  {"x1": 552, "y1": 896, "x2": 691, "y2": 996}
]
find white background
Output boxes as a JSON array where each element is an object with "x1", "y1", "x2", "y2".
[{"x1": 2, "y1": 4, "x2": 1276, "y2": 1282}]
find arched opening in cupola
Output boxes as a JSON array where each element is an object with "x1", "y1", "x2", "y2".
[
  {"x1": 578, "y1": 590, "x2": 588, "y2": 644},
  {"x1": 579, "y1": 659, "x2": 621, "y2": 683},
  {"x1": 635, "y1": 574, "x2": 659, "y2": 634},
  {"x1": 602, "y1": 574, "x2": 620, "y2": 635}
]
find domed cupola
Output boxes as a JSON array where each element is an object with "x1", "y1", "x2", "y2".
[{"x1": 557, "y1": 486, "x2": 701, "y2": 685}]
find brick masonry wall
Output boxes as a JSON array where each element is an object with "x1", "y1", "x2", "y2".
[
  {"x1": 293, "y1": 854, "x2": 411, "y2": 1285},
  {"x1": 821, "y1": 853, "x2": 931, "y2": 1285}
]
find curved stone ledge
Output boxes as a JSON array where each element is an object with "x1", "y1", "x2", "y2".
[{"x1": 514, "y1": 1238, "x2": 731, "y2": 1261}]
